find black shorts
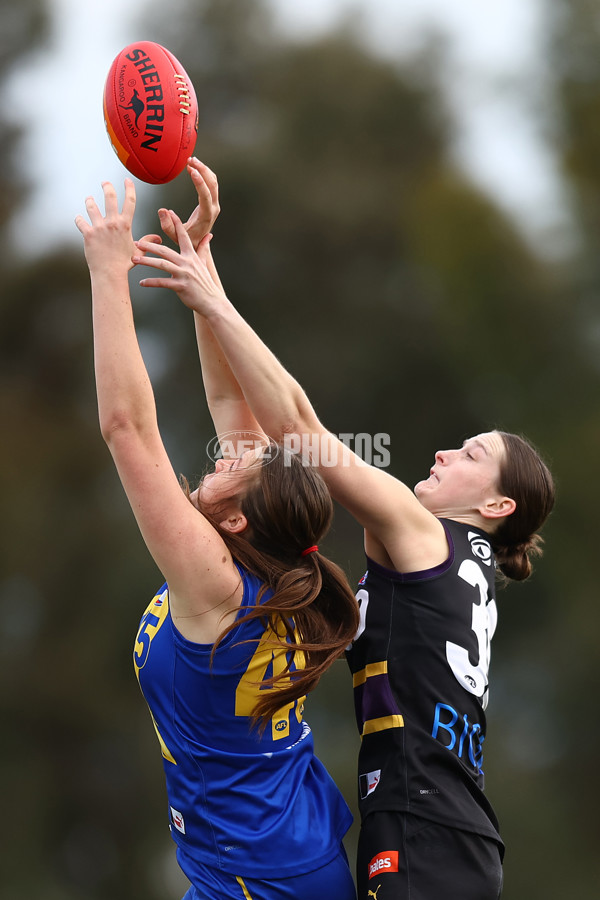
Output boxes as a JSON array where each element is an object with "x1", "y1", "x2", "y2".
[{"x1": 357, "y1": 811, "x2": 503, "y2": 900}]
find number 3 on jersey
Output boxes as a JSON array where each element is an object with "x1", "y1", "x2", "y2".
[{"x1": 446, "y1": 560, "x2": 497, "y2": 708}]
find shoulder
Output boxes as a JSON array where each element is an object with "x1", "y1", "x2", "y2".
[
  {"x1": 170, "y1": 560, "x2": 272, "y2": 646},
  {"x1": 364, "y1": 519, "x2": 495, "y2": 583},
  {"x1": 365, "y1": 511, "x2": 449, "y2": 573}
]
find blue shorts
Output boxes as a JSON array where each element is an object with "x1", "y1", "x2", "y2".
[{"x1": 180, "y1": 845, "x2": 356, "y2": 900}]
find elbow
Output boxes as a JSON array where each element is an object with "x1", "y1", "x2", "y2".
[
  {"x1": 254, "y1": 387, "x2": 320, "y2": 444},
  {"x1": 98, "y1": 408, "x2": 141, "y2": 446},
  {"x1": 280, "y1": 412, "x2": 322, "y2": 447}
]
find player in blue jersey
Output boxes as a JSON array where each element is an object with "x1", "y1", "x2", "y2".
[
  {"x1": 135, "y1": 159, "x2": 555, "y2": 900},
  {"x1": 75, "y1": 176, "x2": 359, "y2": 900}
]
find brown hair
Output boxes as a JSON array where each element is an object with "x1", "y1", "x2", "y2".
[
  {"x1": 492, "y1": 432, "x2": 555, "y2": 582},
  {"x1": 188, "y1": 445, "x2": 359, "y2": 730}
]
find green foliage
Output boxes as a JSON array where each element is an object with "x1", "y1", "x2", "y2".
[
  {"x1": 2, "y1": 0, "x2": 599, "y2": 896},
  {"x1": 0, "y1": 0, "x2": 47, "y2": 234}
]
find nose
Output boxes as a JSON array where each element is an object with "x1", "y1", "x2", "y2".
[
  {"x1": 435, "y1": 449, "x2": 454, "y2": 465},
  {"x1": 215, "y1": 458, "x2": 228, "y2": 472}
]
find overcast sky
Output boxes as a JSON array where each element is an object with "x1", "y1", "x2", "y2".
[{"x1": 4, "y1": 0, "x2": 568, "y2": 256}]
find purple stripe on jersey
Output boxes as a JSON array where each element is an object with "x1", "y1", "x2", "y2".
[
  {"x1": 354, "y1": 672, "x2": 402, "y2": 732},
  {"x1": 365, "y1": 518, "x2": 456, "y2": 583}
]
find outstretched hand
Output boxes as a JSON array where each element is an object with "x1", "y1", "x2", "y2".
[
  {"x1": 133, "y1": 210, "x2": 226, "y2": 316},
  {"x1": 154, "y1": 157, "x2": 220, "y2": 251},
  {"x1": 75, "y1": 179, "x2": 162, "y2": 274},
  {"x1": 75, "y1": 180, "x2": 137, "y2": 272}
]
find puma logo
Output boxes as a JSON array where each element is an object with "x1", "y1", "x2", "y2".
[{"x1": 368, "y1": 886, "x2": 382, "y2": 899}]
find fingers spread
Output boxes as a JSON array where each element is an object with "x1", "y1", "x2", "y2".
[
  {"x1": 135, "y1": 237, "x2": 179, "y2": 263},
  {"x1": 139, "y1": 275, "x2": 174, "y2": 290},
  {"x1": 124, "y1": 177, "x2": 136, "y2": 204},
  {"x1": 171, "y1": 210, "x2": 193, "y2": 249},
  {"x1": 138, "y1": 233, "x2": 163, "y2": 246},
  {"x1": 74, "y1": 214, "x2": 89, "y2": 235},
  {"x1": 101, "y1": 181, "x2": 119, "y2": 216},
  {"x1": 187, "y1": 157, "x2": 219, "y2": 202},
  {"x1": 120, "y1": 178, "x2": 136, "y2": 226},
  {"x1": 84, "y1": 194, "x2": 103, "y2": 224},
  {"x1": 158, "y1": 208, "x2": 176, "y2": 240}
]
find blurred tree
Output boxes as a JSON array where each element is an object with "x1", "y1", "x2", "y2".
[
  {"x1": 1, "y1": 0, "x2": 599, "y2": 897},
  {"x1": 0, "y1": 0, "x2": 45, "y2": 235}
]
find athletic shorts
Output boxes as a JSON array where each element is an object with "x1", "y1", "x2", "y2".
[
  {"x1": 180, "y1": 844, "x2": 356, "y2": 900},
  {"x1": 357, "y1": 811, "x2": 503, "y2": 900}
]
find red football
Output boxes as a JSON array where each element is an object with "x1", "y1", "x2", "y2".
[{"x1": 103, "y1": 41, "x2": 198, "y2": 185}]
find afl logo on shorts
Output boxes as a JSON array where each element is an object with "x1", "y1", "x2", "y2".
[{"x1": 468, "y1": 532, "x2": 492, "y2": 566}]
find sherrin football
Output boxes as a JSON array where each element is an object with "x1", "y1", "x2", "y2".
[{"x1": 103, "y1": 41, "x2": 198, "y2": 184}]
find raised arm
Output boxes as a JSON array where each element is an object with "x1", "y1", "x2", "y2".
[
  {"x1": 193, "y1": 242, "x2": 266, "y2": 452},
  {"x1": 75, "y1": 181, "x2": 241, "y2": 632},
  {"x1": 156, "y1": 158, "x2": 266, "y2": 454},
  {"x1": 134, "y1": 214, "x2": 448, "y2": 573}
]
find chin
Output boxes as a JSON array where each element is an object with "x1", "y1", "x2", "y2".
[{"x1": 414, "y1": 480, "x2": 430, "y2": 499}]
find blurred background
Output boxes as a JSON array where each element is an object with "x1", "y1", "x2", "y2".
[{"x1": 1, "y1": 0, "x2": 599, "y2": 897}]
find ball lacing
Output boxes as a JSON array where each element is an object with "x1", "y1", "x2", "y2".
[{"x1": 174, "y1": 74, "x2": 191, "y2": 115}]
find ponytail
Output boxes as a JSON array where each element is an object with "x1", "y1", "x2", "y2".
[
  {"x1": 492, "y1": 433, "x2": 554, "y2": 582},
  {"x1": 494, "y1": 533, "x2": 544, "y2": 582},
  {"x1": 190, "y1": 446, "x2": 359, "y2": 729}
]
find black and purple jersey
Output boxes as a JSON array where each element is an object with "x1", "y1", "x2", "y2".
[{"x1": 346, "y1": 519, "x2": 503, "y2": 845}]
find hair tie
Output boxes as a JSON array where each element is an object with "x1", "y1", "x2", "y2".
[{"x1": 301, "y1": 545, "x2": 319, "y2": 557}]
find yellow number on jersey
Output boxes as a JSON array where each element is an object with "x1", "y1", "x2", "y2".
[
  {"x1": 134, "y1": 588, "x2": 169, "y2": 672},
  {"x1": 133, "y1": 589, "x2": 177, "y2": 765},
  {"x1": 235, "y1": 618, "x2": 306, "y2": 741}
]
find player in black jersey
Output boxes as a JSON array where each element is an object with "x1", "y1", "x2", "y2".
[{"x1": 141, "y1": 162, "x2": 555, "y2": 900}]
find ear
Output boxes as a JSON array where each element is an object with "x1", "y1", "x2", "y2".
[
  {"x1": 479, "y1": 495, "x2": 517, "y2": 521},
  {"x1": 219, "y1": 511, "x2": 249, "y2": 534}
]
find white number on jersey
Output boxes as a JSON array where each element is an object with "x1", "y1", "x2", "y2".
[
  {"x1": 349, "y1": 588, "x2": 370, "y2": 648},
  {"x1": 446, "y1": 560, "x2": 497, "y2": 709}
]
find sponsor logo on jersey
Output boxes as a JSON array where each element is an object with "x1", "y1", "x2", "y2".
[
  {"x1": 358, "y1": 571, "x2": 368, "y2": 585},
  {"x1": 368, "y1": 851, "x2": 399, "y2": 879},
  {"x1": 468, "y1": 531, "x2": 492, "y2": 566},
  {"x1": 170, "y1": 806, "x2": 186, "y2": 834},
  {"x1": 359, "y1": 768, "x2": 381, "y2": 798},
  {"x1": 431, "y1": 701, "x2": 485, "y2": 772}
]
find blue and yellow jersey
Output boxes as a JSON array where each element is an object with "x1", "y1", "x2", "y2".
[{"x1": 133, "y1": 564, "x2": 352, "y2": 880}]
